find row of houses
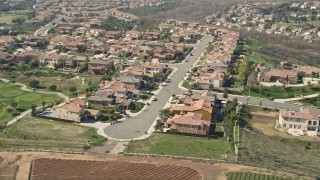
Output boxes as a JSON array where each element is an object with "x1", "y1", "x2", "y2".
[
  {"x1": 212, "y1": 1, "x2": 320, "y2": 43},
  {"x1": 188, "y1": 28, "x2": 239, "y2": 90}
]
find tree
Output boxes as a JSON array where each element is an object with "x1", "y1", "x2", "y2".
[
  {"x1": 79, "y1": 57, "x2": 89, "y2": 73},
  {"x1": 29, "y1": 80, "x2": 40, "y2": 88},
  {"x1": 307, "y1": 81, "x2": 312, "y2": 86},
  {"x1": 69, "y1": 86, "x2": 78, "y2": 94},
  {"x1": 11, "y1": 102, "x2": 18, "y2": 109},
  {"x1": 31, "y1": 104, "x2": 36, "y2": 116},
  {"x1": 42, "y1": 101, "x2": 46, "y2": 111},
  {"x1": 49, "y1": 85, "x2": 57, "y2": 91},
  {"x1": 209, "y1": 84, "x2": 214, "y2": 91},
  {"x1": 160, "y1": 108, "x2": 172, "y2": 120}
]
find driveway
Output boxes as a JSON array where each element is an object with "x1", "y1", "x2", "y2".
[{"x1": 103, "y1": 35, "x2": 214, "y2": 140}]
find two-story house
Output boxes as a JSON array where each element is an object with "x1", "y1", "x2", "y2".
[
  {"x1": 166, "y1": 112, "x2": 210, "y2": 135},
  {"x1": 279, "y1": 108, "x2": 320, "y2": 136},
  {"x1": 88, "y1": 59, "x2": 114, "y2": 74}
]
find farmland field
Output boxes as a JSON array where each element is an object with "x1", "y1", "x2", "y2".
[
  {"x1": 30, "y1": 158, "x2": 202, "y2": 180},
  {"x1": 226, "y1": 172, "x2": 302, "y2": 180}
]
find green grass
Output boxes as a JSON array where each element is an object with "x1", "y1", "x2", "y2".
[
  {"x1": 140, "y1": 93, "x2": 153, "y2": 100},
  {"x1": 182, "y1": 81, "x2": 193, "y2": 89},
  {"x1": 226, "y1": 172, "x2": 300, "y2": 180},
  {"x1": 0, "y1": 118, "x2": 105, "y2": 146},
  {"x1": 126, "y1": 133, "x2": 230, "y2": 159},
  {"x1": 298, "y1": 96, "x2": 320, "y2": 109},
  {"x1": 0, "y1": 81, "x2": 61, "y2": 125},
  {"x1": 244, "y1": 86, "x2": 320, "y2": 100},
  {"x1": 239, "y1": 130, "x2": 320, "y2": 177},
  {"x1": 0, "y1": 15, "x2": 14, "y2": 24},
  {"x1": 0, "y1": 71, "x2": 103, "y2": 97},
  {"x1": 244, "y1": 38, "x2": 278, "y2": 67},
  {"x1": 129, "y1": 101, "x2": 145, "y2": 113}
]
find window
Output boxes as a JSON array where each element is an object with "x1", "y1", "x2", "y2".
[
  {"x1": 294, "y1": 125, "x2": 297, "y2": 129},
  {"x1": 289, "y1": 124, "x2": 292, "y2": 128},
  {"x1": 308, "y1": 121, "x2": 312, "y2": 125},
  {"x1": 283, "y1": 124, "x2": 286, "y2": 128},
  {"x1": 298, "y1": 125, "x2": 301, "y2": 129},
  {"x1": 297, "y1": 119, "x2": 300, "y2": 122},
  {"x1": 313, "y1": 121, "x2": 317, "y2": 126}
]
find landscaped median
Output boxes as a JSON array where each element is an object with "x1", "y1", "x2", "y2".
[{"x1": 125, "y1": 133, "x2": 231, "y2": 159}]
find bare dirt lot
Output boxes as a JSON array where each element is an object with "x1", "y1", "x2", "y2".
[{"x1": 0, "y1": 152, "x2": 304, "y2": 180}]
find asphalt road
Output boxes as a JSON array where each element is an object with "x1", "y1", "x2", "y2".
[
  {"x1": 104, "y1": 35, "x2": 214, "y2": 140},
  {"x1": 34, "y1": 15, "x2": 64, "y2": 36},
  {"x1": 216, "y1": 93, "x2": 320, "y2": 114}
]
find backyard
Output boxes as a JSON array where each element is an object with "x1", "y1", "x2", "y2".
[
  {"x1": 244, "y1": 85, "x2": 320, "y2": 100},
  {"x1": 125, "y1": 133, "x2": 231, "y2": 159},
  {"x1": 0, "y1": 118, "x2": 105, "y2": 151},
  {"x1": 0, "y1": 81, "x2": 61, "y2": 125}
]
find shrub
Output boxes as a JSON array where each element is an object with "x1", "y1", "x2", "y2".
[{"x1": 29, "y1": 80, "x2": 40, "y2": 88}]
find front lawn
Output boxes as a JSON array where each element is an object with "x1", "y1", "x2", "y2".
[
  {"x1": 126, "y1": 133, "x2": 231, "y2": 159},
  {"x1": 129, "y1": 101, "x2": 145, "y2": 113},
  {"x1": 182, "y1": 81, "x2": 193, "y2": 89},
  {"x1": 0, "y1": 81, "x2": 61, "y2": 125},
  {"x1": 139, "y1": 93, "x2": 153, "y2": 100}
]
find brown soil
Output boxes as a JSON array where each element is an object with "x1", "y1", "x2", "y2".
[{"x1": 0, "y1": 152, "x2": 305, "y2": 180}]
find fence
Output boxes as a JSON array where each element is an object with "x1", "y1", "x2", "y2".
[{"x1": 0, "y1": 148, "x2": 85, "y2": 155}]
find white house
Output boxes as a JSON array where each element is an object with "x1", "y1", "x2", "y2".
[
  {"x1": 279, "y1": 108, "x2": 320, "y2": 136},
  {"x1": 142, "y1": 62, "x2": 164, "y2": 75},
  {"x1": 51, "y1": 98, "x2": 101, "y2": 123}
]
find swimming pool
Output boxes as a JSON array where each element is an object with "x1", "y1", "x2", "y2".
[{"x1": 39, "y1": 111, "x2": 52, "y2": 117}]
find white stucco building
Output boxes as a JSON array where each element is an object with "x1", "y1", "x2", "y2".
[{"x1": 279, "y1": 108, "x2": 320, "y2": 136}]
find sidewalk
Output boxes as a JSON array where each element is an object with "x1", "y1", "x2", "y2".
[{"x1": 274, "y1": 93, "x2": 319, "y2": 103}]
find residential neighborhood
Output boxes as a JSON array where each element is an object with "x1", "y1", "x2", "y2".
[{"x1": 0, "y1": 0, "x2": 320, "y2": 179}]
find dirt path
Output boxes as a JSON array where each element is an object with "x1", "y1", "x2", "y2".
[{"x1": 0, "y1": 152, "x2": 306, "y2": 180}]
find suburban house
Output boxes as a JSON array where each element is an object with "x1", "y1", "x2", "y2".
[
  {"x1": 125, "y1": 30, "x2": 141, "y2": 41},
  {"x1": 88, "y1": 59, "x2": 114, "y2": 74},
  {"x1": 51, "y1": 98, "x2": 101, "y2": 123},
  {"x1": 64, "y1": 40, "x2": 87, "y2": 52},
  {"x1": 171, "y1": 99, "x2": 214, "y2": 121},
  {"x1": 142, "y1": 62, "x2": 164, "y2": 75},
  {"x1": 279, "y1": 108, "x2": 320, "y2": 136},
  {"x1": 39, "y1": 53, "x2": 66, "y2": 68},
  {"x1": 195, "y1": 68, "x2": 225, "y2": 89},
  {"x1": 165, "y1": 112, "x2": 210, "y2": 135},
  {"x1": 88, "y1": 80, "x2": 139, "y2": 110},
  {"x1": 259, "y1": 68, "x2": 298, "y2": 84},
  {"x1": 118, "y1": 66, "x2": 144, "y2": 89}
]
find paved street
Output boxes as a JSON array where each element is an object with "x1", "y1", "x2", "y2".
[
  {"x1": 34, "y1": 15, "x2": 64, "y2": 36},
  {"x1": 104, "y1": 35, "x2": 213, "y2": 140},
  {"x1": 215, "y1": 93, "x2": 320, "y2": 114}
]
